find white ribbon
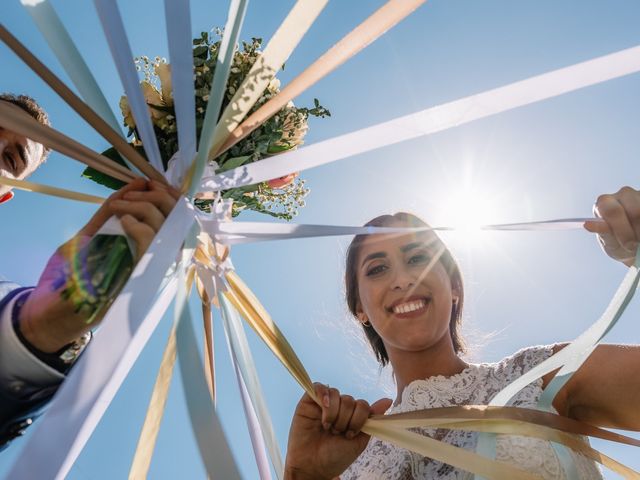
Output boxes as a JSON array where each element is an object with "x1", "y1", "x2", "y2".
[
  {"x1": 201, "y1": 218, "x2": 601, "y2": 245},
  {"x1": 201, "y1": 44, "x2": 640, "y2": 192}
]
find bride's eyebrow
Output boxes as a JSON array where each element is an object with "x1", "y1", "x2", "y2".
[
  {"x1": 361, "y1": 251, "x2": 386, "y2": 268},
  {"x1": 400, "y1": 241, "x2": 425, "y2": 253},
  {"x1": 401, "y1": 239, "x2": 439, "y2": 253}
]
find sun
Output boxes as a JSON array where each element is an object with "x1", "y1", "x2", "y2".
[{"x1": 438, "y1": 186, "x2": 503, "y2": 241}]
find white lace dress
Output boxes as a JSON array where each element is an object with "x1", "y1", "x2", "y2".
[{"x1": 342, "y1": 345, "x2": 603, "y2": 479}]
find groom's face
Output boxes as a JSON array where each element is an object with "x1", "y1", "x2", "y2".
[{"x1": 0, "y1": 125, "x2": 44, "y2": 196}]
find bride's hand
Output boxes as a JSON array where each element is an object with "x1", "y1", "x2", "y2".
[
  {"x1": 284, "y1": 383, "x2": 392, "y2": 480},
  {"x1": 585, "y1": 186, "x2": 640, "y2": 267}
]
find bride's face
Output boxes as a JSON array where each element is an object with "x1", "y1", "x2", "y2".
[{"x1": 355, "y1": 221, "x2": 458, "y2": 356}]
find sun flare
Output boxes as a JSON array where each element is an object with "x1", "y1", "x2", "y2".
[{"x1": 439, "y1": 186, "x2": 502, "y2": 240}]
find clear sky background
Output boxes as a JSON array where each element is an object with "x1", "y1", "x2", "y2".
[{"x1": 1, "y1": 0, "x2": 640, "y2": 478}]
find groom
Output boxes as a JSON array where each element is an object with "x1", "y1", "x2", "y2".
[
  {"x1": 0, "y1": 93, "x2": 178, "y2": 449},
  {"x1": 0, "y1": 94, "x2": 50, "y2": 204}
]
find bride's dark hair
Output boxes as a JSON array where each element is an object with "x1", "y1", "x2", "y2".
[{"x1": 344, "y1": 212, "x2": 465, "y2": 366}]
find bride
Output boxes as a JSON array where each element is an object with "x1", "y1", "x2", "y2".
[{"x1": 283, "y1": 186, "x2": 640, "y2": 479}]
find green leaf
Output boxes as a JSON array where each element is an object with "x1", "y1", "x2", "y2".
[
  {"x1": 81, "y1": 146, "x2": 139, "y2": 191},
  {"x1": 217, "y1": 155, "x2": 251, "y2": 173},
  {"x1": 193, "y1": 45, "x2": 209, "y2": 57},
  {"x1": 81, "y1": 167, "x2": 126, "y2": 190},
  {"x1": 267, "y1": 144, "x2": 292, "y2": 154}
]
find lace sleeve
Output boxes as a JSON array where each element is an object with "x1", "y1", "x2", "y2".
[{"x1": 496, "y1": 344, "x2": 557, "y2": 383}]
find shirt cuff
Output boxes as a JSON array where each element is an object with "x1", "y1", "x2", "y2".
[{"x1": 0, "y1": 290, "x2": 64, "y2": 399}]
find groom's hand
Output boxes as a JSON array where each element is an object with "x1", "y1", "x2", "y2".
[{"x1": 18, "y1": 179, "x2": 179, "y2": 353}]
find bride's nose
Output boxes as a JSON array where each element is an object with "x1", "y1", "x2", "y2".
[{"x1": 391, "y1": 266, "x2": 415, "y2": 291}]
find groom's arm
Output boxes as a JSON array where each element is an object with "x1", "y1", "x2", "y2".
[
  {"x1": 0, "y1": 283, "x2": 89, "y2": 450},
  {"x1": 0, "y1": 180, "x2": 179, "y2": 450}
]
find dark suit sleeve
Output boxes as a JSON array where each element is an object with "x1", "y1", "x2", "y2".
[
  {"x1": 0, "y1": 285, "x2": 59, "y2": 450},
  {"x1": 0, "y1": 384, "x2": 57, "y2": 451}
]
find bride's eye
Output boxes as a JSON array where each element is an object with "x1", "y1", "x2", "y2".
[
  {"x1": 366, "y1": 264, "x2": 387, "y2": 276},
  {"x1": 408, "y1": 253, "x2": 430, "y2": 265}
]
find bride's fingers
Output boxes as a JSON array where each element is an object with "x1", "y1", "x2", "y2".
[
  {"x1": 322, "y1": 387, "x2": 341, "y2": 430},
  {"x1": 594, "y1": 194, "x2": 637, "y2": 253},
  {"x1": 345, "y1": 399, "x2": 371, "y2": 439},
  {"x1": 332, "y1": 395, "x2": 356, "y2": 434},
  {"x1": 617, "y1": 187, "x2": 640, "y2": 243}
]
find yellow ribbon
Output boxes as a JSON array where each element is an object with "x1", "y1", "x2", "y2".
[
  {"x1": 0, "y1": 176, "x2": 104, "y2": 204},
  {"x1": 0, "y1": 23, "x2": 165, "y2": 183},
  {"x1": 223, "y1": 268, "x2": 640, "y2": 479},
  {"x1": 128, "y1": 325, "x2": 177, "y2": 480},
  {"x1": 217, "y1": 0, "x2": 428, "y2": 156},
  {"x1": 0, "y1": 102, "x2": 137, "y2": 184}
]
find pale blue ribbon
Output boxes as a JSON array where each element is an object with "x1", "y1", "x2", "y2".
[
  {"x1": 475, "y1": 247, "x2": 640, "y2": 480},
  {"x1": 21, "y1": 0, "x2": 143, "y2": 175},
  {"x1": 236, "y1": 361, "x2": 273, "y2": 479},
  {"x1": 174, "y1": 224, "x2": 242, "y2": 479},
  {"x1": 220, "y1": 292, "x2": 284, "y2": 479},
  {"x1": 187, "y1": 0, "x2": 249, "y2": 197},
  {"x1": 218, "y1": 292, "x2": 284, "y2": 479},
  {"x1": 163, "y1": 0, "x2": 197, "y2": 183},
  {"x1": 93, "y1": 0, "x2": 165, "y2": 173},
  {"x1": 21, "y1": 0, "x2": 121, "y2": 133}
]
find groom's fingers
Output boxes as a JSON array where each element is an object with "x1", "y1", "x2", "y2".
[
  {"x1": 149, "y1": 179, "x2": 181, "y2": 200},
  {"x1": 120, "y1": 214, "x2": 156, "y2": 261},
  {"x1": 111, "y1": 200, "x2": 165, "y2": 233},
  {"x1": 122, "y1": 189, "x2": 176, "y2": 217},
  {"x1": 79, "y1": 178, "x2": 148, "y2": 236}
]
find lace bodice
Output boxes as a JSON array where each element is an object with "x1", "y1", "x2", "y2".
[{"x1": 342, "y1": 345, "x2": 603, "y2": 479}]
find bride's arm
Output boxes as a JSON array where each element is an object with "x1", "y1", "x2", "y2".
[
  {"x1": 548, "y1": 186, "x2": 640, "y2": 429},
  {"x1": 548, "y1": 344, "x2": 640, "y2": 430}
]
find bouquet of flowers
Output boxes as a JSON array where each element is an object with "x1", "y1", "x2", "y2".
[
  {"x1": 63, "y1": 29, "x2": 329, "y2": 322},
  {"x1": 84, "y1": 29, "x2": 329, "y2": 220}
]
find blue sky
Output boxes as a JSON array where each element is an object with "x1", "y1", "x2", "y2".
[{"x1": 1, "y1": 0, "x2": 640, "y2": 478}]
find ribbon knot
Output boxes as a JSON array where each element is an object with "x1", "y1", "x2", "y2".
[{"x1": 192, "y1": 198, "x2": 235, "y2": 304}]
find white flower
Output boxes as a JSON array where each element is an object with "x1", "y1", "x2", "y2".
[
  {"x1": 268, "y1": 77, "x2": 281, "y2": 93},
  {"x1": 141, "y1": 81, "x2": 168, "y2": 124},
  {"x1": 277, "y1": 110, "x2": 308, "y2": 148},
  {"x1": 119, "y1": 96, "x2": 135, "y2": 129},
  {"x1": 155, "y1": 62, "x2": 173, "y2": 106}
]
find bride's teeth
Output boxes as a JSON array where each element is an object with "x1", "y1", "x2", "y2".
[{"x1": 393, "y1": 299, "x2": 427, "y2": 314}]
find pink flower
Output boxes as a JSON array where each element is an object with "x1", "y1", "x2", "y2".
[{"x1": 267, "y1": 172, "x2": 298, "y2": 189}]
